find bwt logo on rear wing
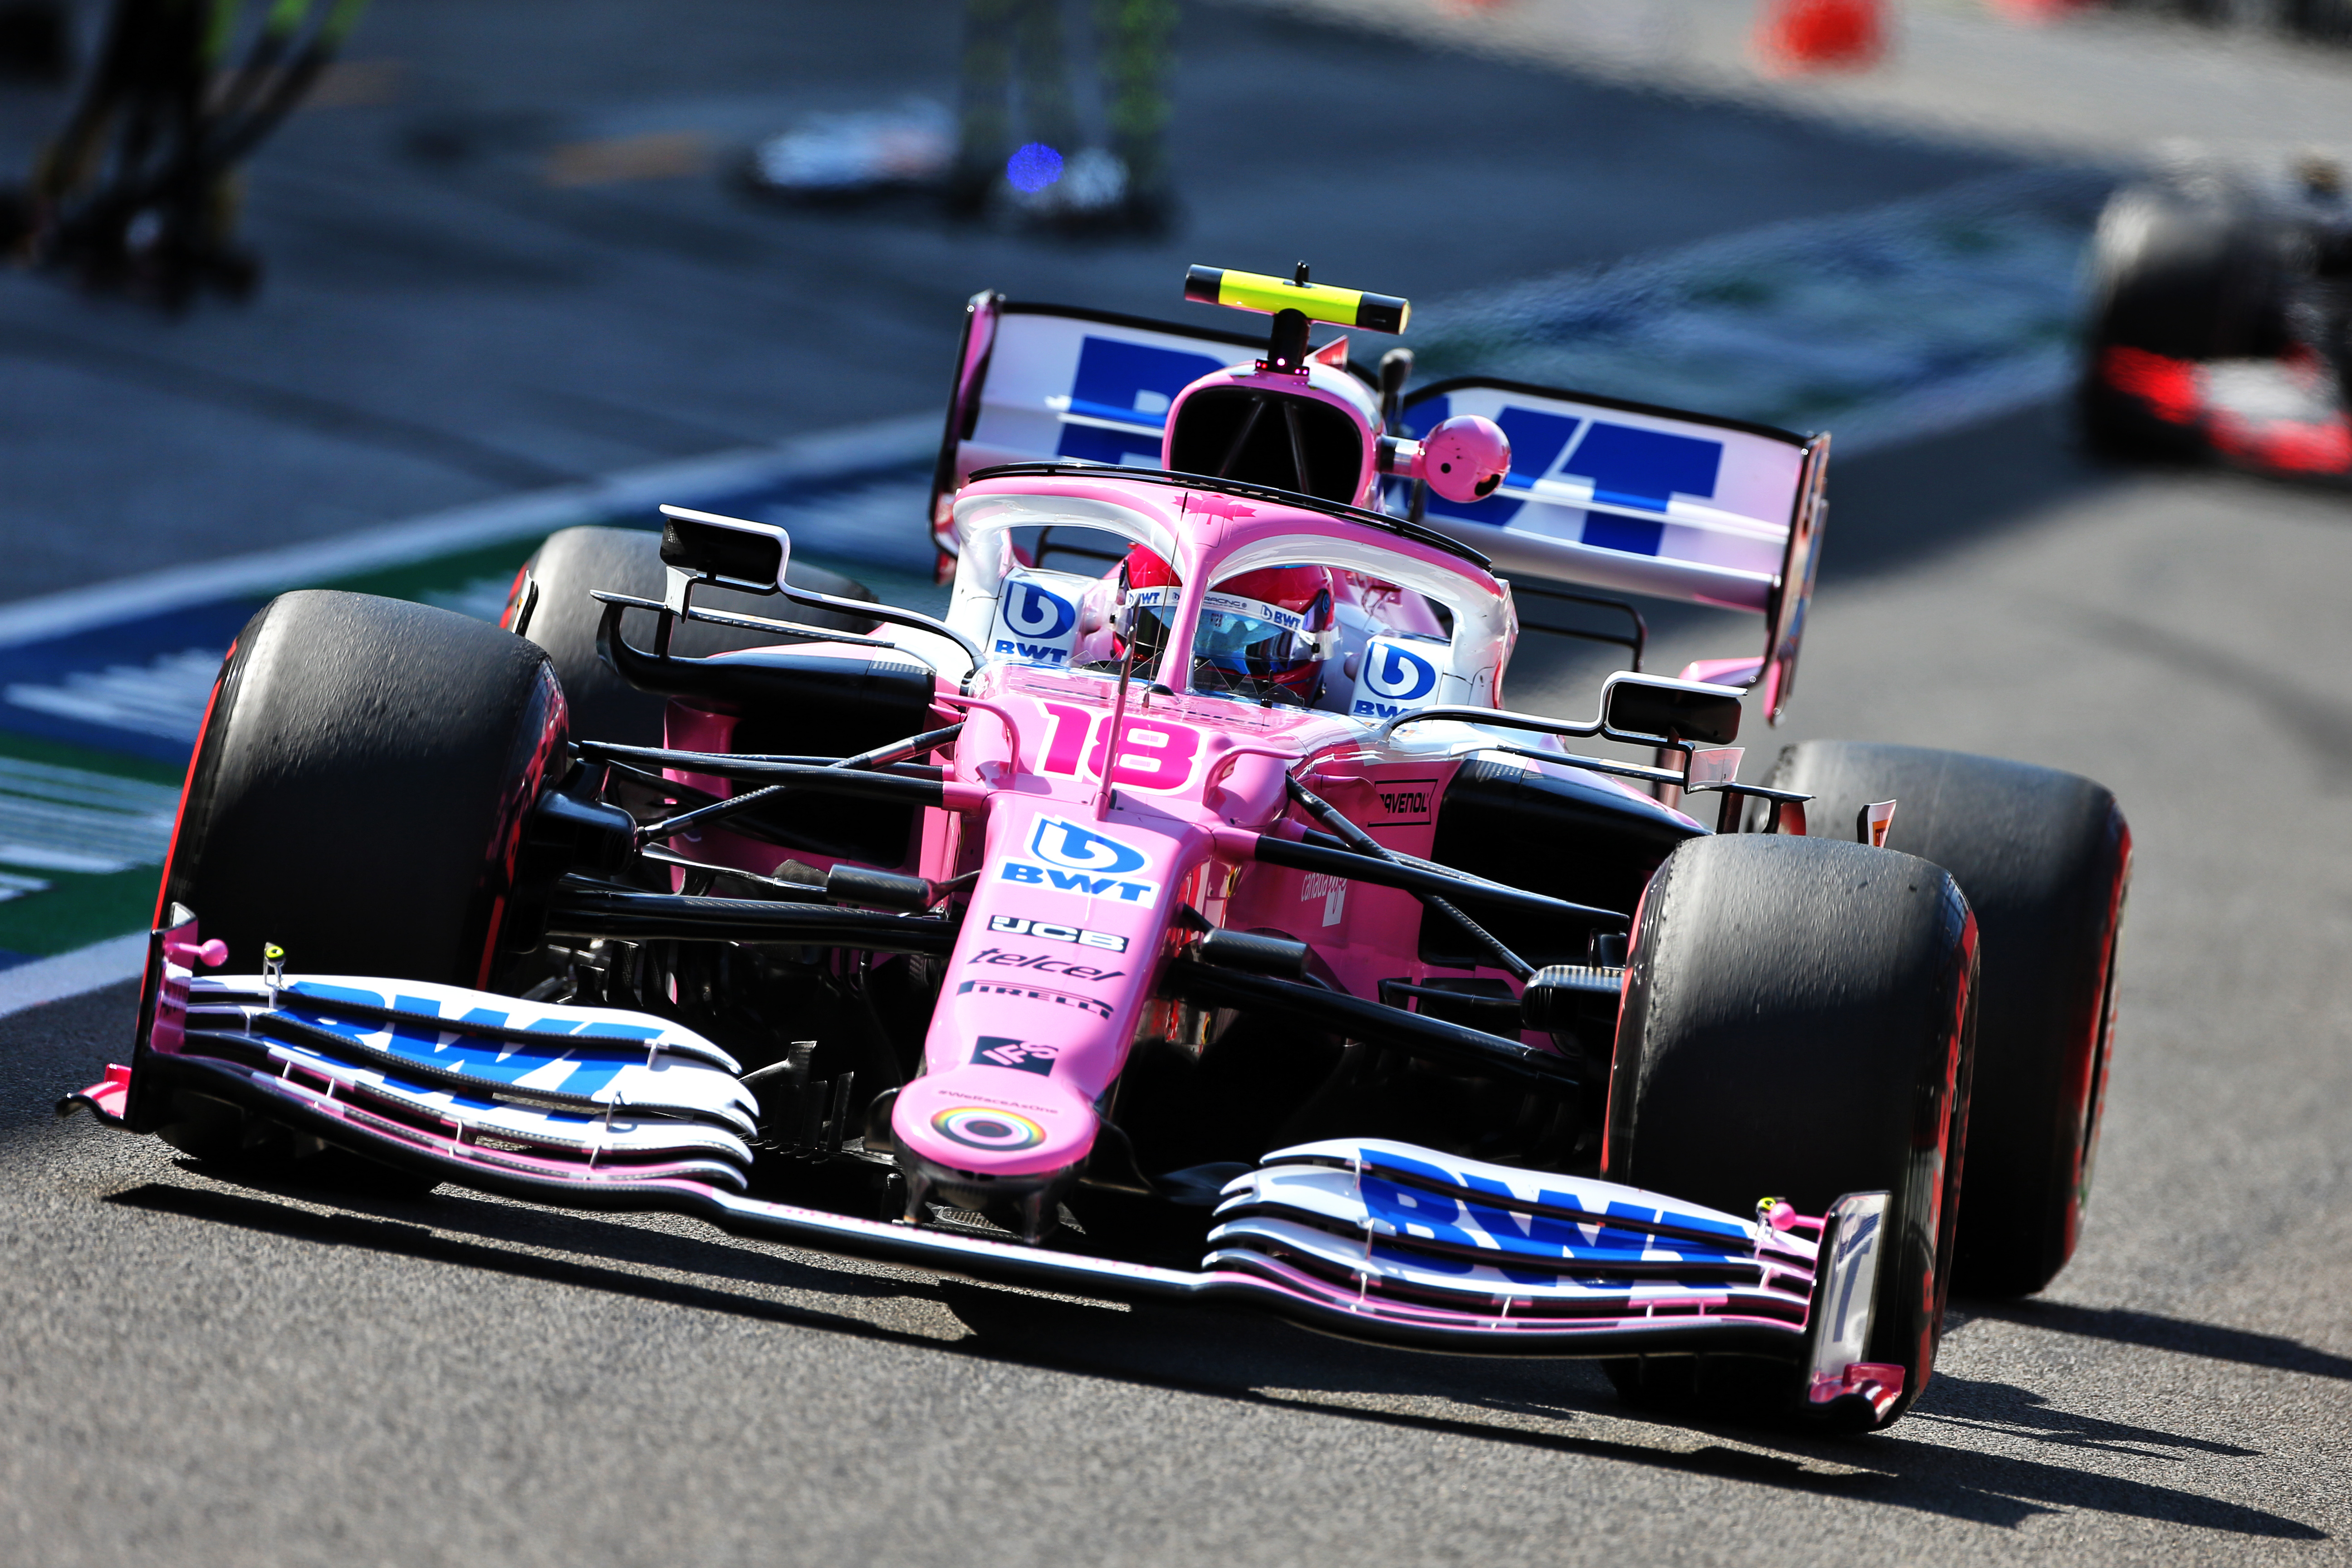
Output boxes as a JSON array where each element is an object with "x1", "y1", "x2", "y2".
[{"x1": 1399, "y1": 379, "x2": 1827, "y2": 723}]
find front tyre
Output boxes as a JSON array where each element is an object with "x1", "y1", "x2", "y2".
[
  {"x1": 1602, "y1": 834, "x2": 1978, "y2": 1428},
  {"x1": 160, "y1": 589, "x2": 568, "y2": 987},
  {"x1": 152, "y1": 591, "x2": 569, "y2": 1166}
]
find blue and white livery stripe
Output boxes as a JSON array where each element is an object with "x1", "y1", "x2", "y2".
[
  {"x1": 1245, "y1": 1138, "x2": 1766, "y2": 1246},
  {"x1": 234, "y1": 1036, "x2": 754, "y2": 1184},
  {"x1": 191, "y1": 975, "x2": 758, "y2": 1136},
  {"x1": 1220, "y1": 1164, "x2": 1759, "y2": 1270},
  {"x1": 271, "y1": 976, "x2": 742, "y2": 1070},
  {"x1": 1208, "y1": 1139, "x2": 1817, "y2": 1320},
  {"x1": 1205, "y1": 1219, "x2": 1783, "y2": 1305}
]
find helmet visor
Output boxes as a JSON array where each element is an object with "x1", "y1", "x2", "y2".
[{"x1": 1191, "y1": 602, "x2": 1308, "y2": 672}]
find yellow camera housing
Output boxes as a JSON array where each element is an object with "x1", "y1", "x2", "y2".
[{"x1": 1183, "y1": 264, "x2": 1410, "y2": 335}]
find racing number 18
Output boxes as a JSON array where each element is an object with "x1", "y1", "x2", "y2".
[{"x1": 1039, "y1": 702, "x2": 1199, "y2": 791}]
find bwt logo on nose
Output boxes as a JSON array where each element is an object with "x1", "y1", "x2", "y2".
[
  {"x1": 1007, "y1": 582, "x2": 1076, "y2": 640},
  {"x1": 998, "y1": 815, "x2": 1161, "y2": 905},
  {"x1": 1030, "y1": 817, "x2": 1147, "y2": 874}
]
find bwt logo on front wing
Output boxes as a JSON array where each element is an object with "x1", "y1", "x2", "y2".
[{"x1": 998, "y1": 816, "x2": 1161, "y2": 905}]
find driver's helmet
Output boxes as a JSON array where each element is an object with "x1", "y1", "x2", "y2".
[{"x1": 1119, "y1": 546, "x2": 1337, "y2": 702}]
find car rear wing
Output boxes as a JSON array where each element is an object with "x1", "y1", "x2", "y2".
[
  {"x1": 926, "y1": 298, "x2": 1828, "y2": 722},
  {"x1": 1398, "y1": 379, "x2": 1827, "y2": 724}
]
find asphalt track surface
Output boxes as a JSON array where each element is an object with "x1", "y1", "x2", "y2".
[{"x1": 4, "y1": 4, "x2": 2352, "y2": 1565}]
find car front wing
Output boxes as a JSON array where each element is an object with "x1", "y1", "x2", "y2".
[{"x1": 60, "y1": 922, "x2": 1902, "y2": 1422}]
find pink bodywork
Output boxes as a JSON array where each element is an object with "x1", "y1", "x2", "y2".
[
  {"x1": 1416, "y1": 414, "x2": 1511, "y2": 505},
  {"x1": 56, "y1": 299, "x2": 1910, "y2": 1398},
  {"x1": 662, "y1": 466, "x2": 1691, "y2": 1206}
]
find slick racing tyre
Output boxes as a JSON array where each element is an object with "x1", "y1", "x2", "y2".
[
  {"x1": 153, "y1": 590, "x2": 571, "y2": 1165},
  {"x1": 1600, "y1": 834, "x2": 1977, "y2": 1429},
  {"x1": 2078, "y1": 185, "x2": 2289, "y2": 457},
  {"x1": 503, "y1": 524, "x2": 879, "y2": 746},
  {"x1": 161, "y1": 590, "x2": 568, "y2": 985},
  {"x1": 1764, "y1": 741, "x2": 2129, "y2": 1297}
]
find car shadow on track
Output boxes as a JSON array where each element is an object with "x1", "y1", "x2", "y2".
[
  {"x1": 104, "y1": 1170, "x2": 2329, "y2": 1544},
  {"x1": 1903, "y1": 1374, "x2": 2260, "y2": 1457},
  {"x1": 1959, "y1": 1297, "x2": 2352, "y2": 1384},
  {"x1": 107, "y1": 1171, "x2": 932, "y2": 1317},
  {"x1": 934, "y1": 1282, "x2": 2326, "y2": 1539}
]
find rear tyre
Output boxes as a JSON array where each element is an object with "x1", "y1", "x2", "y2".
[
  {"x1": 503, "y1": 524, "x2": 879, "y2": 746},
  {"x1": 1600, "y1": 834, "x2": 1977, "y2": 1428},
  {"x1": 1764, "y1": 741, "x2": 2129, "y2": 1297},
  {"x1": 2078, "y1": 185, "x2": 2289, "y2": 457},
  {"x1": 152, "y1": 590, "x2": 569, "y2": 1167}
]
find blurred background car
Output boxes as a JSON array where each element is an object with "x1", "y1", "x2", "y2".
[{"x1": 2078, "y1": 152, "x2": 2352, "y2": 477}]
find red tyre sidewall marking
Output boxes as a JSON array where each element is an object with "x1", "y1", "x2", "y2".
[
  {"x1": 496, "y1": 563, "x2": 533, "y2": 632},
  {"x1": 1917, "y1": 902, "x2": 1981, "y2": 1397},
  {"x1": 2066, "y1": 821, "x2": 2133, "y2": 1261},
  {"x1": 473, "y1": 666, "x2": 570, "y2": 990},
  {"x1": 150, "y1": 638, "x2": 235, "y2": 931}
]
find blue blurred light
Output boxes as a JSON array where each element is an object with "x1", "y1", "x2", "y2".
[{"x1": 1006, "y1": 143, "x2": 1064, "y2": 194}]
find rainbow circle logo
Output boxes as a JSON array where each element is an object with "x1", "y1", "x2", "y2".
[{"x1": 931, "y1": 1106, "x2": 1047, "y2": 1152}]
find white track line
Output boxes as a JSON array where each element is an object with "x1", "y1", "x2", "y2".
[
  {"x1": 0, "y1": 931, "x2": 149, "y2": 1021},
  {"x1": 0, "y1": 412, "x2": 939, "y2": 651}
]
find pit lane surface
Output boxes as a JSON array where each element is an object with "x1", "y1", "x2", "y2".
[
  {"x1": 3, "y1": 411, "x2": 2348, "y2": 1563},
  {"x1": 4, "y1": 0, "x2": 2352, "y2": 1560}
]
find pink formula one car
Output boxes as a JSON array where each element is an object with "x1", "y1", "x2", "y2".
[{"x1": 64, "y1": 267, "x2": 2130, "y2": 1431}]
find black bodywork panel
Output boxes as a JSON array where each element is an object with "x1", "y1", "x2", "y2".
[{"x1": 1422, "y1": 759, "x2": 1703, "y2": 969}]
